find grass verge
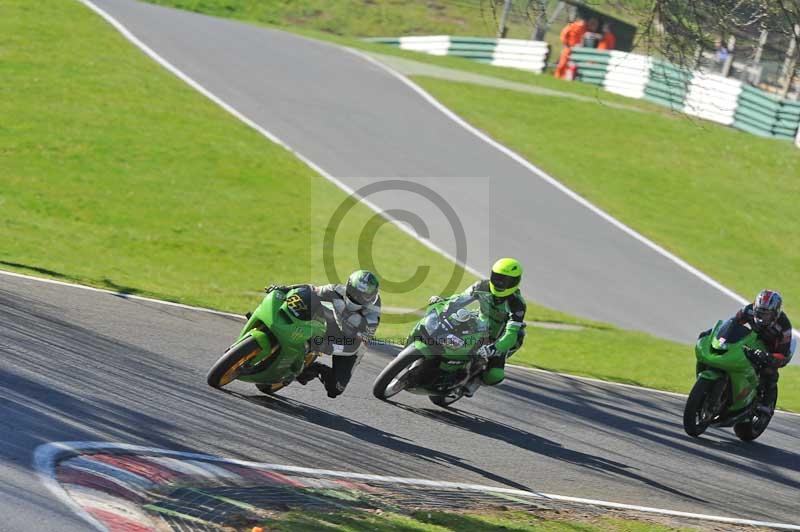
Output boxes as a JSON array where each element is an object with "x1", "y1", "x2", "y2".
[
  {"x1": 249, "y1": 508, "x2": 700, "y2": 531},
  {"x1": 2, "y1": 0, "x2": 797, "y2": 412}
]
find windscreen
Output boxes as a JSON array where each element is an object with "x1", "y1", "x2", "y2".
[{"x1": 715, "y1": 318, "x2": 752, "y2": 345}]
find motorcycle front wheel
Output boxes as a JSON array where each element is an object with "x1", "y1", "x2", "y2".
[
  {"x1": 683, "y1": 377, "x2": 723, "y2": 437},
  {"x1": 373, "y1": 347, "x2": 424, "y2": 400},
  {"x1": 207, "y1": 336, "x2": 262, "y2": 388}
]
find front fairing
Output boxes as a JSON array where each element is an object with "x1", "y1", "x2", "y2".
[
  {"x1": 695, "y1": 319, "x2": 762, "y2": 411},
  {"x1": 237, "y1": 289, "x2": 326, "y2": 384}
]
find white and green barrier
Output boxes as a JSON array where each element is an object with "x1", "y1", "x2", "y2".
[
  {"x1": 683, "y1": 72, "x2": 742, "y2": 126},
  {"x1": 645, "y1": 60, "x2": 692, "y2": 110},
  {"x1": 570, "y1": 48, "x2": 653, "y2": 99},
  {"x1": 367, "y1": 36, "x2": 549, "y2": 73},
  {"x1": 568, "y1": 48, "x2": 800, "y2": 143},
  {"x1": 735, "y1": 85, "x2": 800, "y2": 141}
]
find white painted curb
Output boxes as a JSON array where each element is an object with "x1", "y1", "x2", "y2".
[{"x1": 35, "y1": 442, "x2": 800, "y2": 530}]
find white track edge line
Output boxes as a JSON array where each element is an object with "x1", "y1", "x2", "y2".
[
  {"x1": 35, "y1": 442, "x2": 800, "y2": 530},
  {"x1": 4, "y1": 267, "x2": 799, "y2": 418},
  {"x1": 76, "y1": 0, "x2": 483, "y2": 283}
]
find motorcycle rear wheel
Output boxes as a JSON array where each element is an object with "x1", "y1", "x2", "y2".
[
  {"x1": 256, "y1": 382, "x2": 286, "y2": 395},
  {"x1": 207, "y1": 336, "x2": 262, "y2": 388},
  {"x1": 683, "y1": 378, "x2": 721, "y2": 437},
  {"x1": 734, "y1": 395, "x2": 776, "y2": 442},
  {"x1": 373, "y1": 348, "x2": 424, "y2": 400}
]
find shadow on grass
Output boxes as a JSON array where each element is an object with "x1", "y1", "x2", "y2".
[
  {"x1": 0, "y1": 260, "x2": 75, "y2": 281},
  {"x1": 0, "y1": 260, "x2": 142, "y2": 295}
]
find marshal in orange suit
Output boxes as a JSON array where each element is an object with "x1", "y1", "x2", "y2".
[{"x1": 554, "y1": 16, "x2": 599, "y2": 78}]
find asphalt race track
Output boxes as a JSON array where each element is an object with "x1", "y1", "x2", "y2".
[
  {"x1": 87, "y1": 0, "x2": 748, "y2": 344},
  {"x1": 2, "y1": 275, "x2": 799, "y2": 529}
]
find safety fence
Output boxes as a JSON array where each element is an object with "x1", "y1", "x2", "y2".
[
  {"x1": 569, "y1": 48, "x2": 800, "y2": 146},
  {"x1": 367, "y1": 36, "x2": 549, "y2": 74},
  {"x1": 370, "y1": 38, "x2": 800, "y2": 147}
]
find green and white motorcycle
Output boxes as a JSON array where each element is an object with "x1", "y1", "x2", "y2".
[
  {"x1": 683, "y1": 318, "x2": 775, "y2": 441},
  {"x1": 206, "y1": 286, "x2": 326, "y2": 394},
  {"x1": 373, "y1": 296, "x2": 492, "y2": 407}
]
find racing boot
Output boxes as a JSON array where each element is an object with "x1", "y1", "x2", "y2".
[
  {"x1": 756, "y1": 370, "x2": 779, "y2": 416},
  {"x1": 756, "y1": 382, "x2": 778, "y2": 417},
  {"x1": 296, "y1": 362, "x2": 326, "y2": 385},
  {"x1": 463, "y1": 375, "x2": 482, "y2": 398}
]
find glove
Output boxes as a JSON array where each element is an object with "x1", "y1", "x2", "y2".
[
  {"x1": 428, "y1": 296, "x2": 444, "y2": 305},
  {"x1": 477, "y1": 344, "x2": 497, "y2": 360},
  {"x1": 743, "y1": 346, "x2": 770, "y2": 368},
  {"x1": 265, "y1": 284, "x2": 285, "y2": 293}
]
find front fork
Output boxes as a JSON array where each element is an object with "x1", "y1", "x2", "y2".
[{"x1": 697, "y1": 367, "x2": 728, "y2": 410}]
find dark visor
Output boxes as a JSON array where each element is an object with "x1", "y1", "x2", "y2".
[
  {"x1": 755, "y1": 308, "x2": 776, "y2": 322},
  {"x1": 490, "y1": 271, "x2": 521, "y2": 291},
  {"x1": 346, "y1": 284, "x2": 373, "y2": 305}
]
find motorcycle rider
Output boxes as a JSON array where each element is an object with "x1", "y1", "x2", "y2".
[
  {"x1": 429, "y1": 258, "x2": 526, "y2": 396},
  {"x1": 702, "y1": 290, "x2": 794, "y2": 414},
  {"x1": 267, "y1": 270, "x2": 381, "y2": 398}
]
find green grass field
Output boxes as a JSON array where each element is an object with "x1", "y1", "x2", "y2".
[
  {"x1": 143, "y1": 0, "x2": 536, "y2": 41},
  {"x1": 1, "y1": 0, "x2": 487, "y2": 318},
  {"x1": 2, "y1": 0, "x2": 798, "y2": 412},
  {"x1": 255, "y1": 509, "x2": 699, "y2": 531}
]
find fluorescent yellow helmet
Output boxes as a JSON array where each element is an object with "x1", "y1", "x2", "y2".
[{"x1": 489, "y1": 258, "x2": 523, "y2": 297}]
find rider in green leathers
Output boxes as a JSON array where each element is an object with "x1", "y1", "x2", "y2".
[{"x1": 430, "y1": 258, "x2": 526, "y2": 396}]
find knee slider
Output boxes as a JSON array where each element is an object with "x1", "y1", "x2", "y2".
[{"x1": 482, "y1": 367, "x2": 505, "y2": 386}]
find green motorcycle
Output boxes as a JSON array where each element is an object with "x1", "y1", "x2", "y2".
[
  {"x1": 683, "y1": 318, "x2": 775, "y2": 441},
  {"x1": 207, "y1": 286, "x2": 326, "y2": 394},
  {"x1": 373, "y1": 297, "x2": 491, "y2": 407}
]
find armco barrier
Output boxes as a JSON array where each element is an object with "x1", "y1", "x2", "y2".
[{"x1": 368, "y1": 36, "x2": 549, "y2": 73}]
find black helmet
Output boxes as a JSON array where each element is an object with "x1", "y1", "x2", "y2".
[
  {"x1": 345, "y1": 270, "x2": 379, "y2": 306},
  {"x1": 753, "y1": 289, "x2": 782, "y2": 330}
]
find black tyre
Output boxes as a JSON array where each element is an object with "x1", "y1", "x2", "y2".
[
  {"x1": 373, "y1": 347, "x2": 424, "y2": 400},
  {"x1": 256, "y1": 382, "x2": 286, "y2": 395},
  {"x1": 683, "y1": 378, "x2": 720, "y2": 437},
  {"x1": 734, "y1": 393, "x2": 777, "y2": 442},
  {"x1": 207, "y1": 336, "x2": 262, "y2": 388},
  {"x1": 429, "y1": 389, "x2": 464, "y2": 408}
]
